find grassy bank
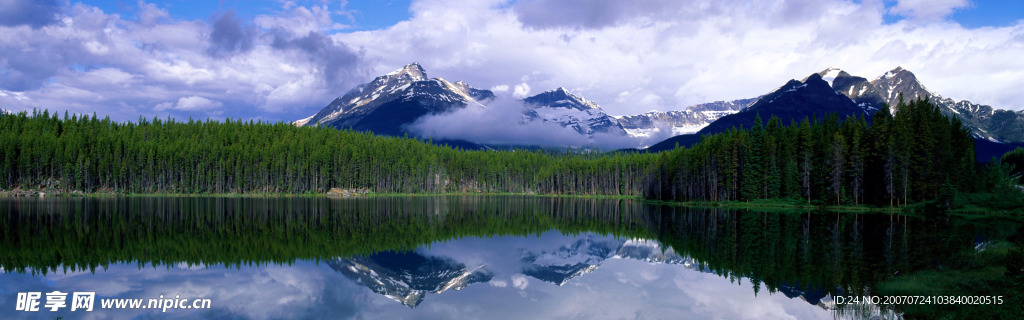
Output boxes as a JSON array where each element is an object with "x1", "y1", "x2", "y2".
[{"x1": 873, "y1": 240, "x2": 1024, "y2": 319}]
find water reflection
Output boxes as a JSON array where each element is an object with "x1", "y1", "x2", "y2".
[
  {"x1": 1, "y1": 231, "x2": 846, "y2": 319},
  {"x1": 329, "y1": 251, "x2": 493, "y2": 307},
  {"x1": 0, "y1": 196, "x2": 1019, "y2": 319}
]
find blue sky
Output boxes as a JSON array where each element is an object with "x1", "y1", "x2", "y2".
[
  {"x1": 86, "y1": 0, "x2": 416, "y2": 31},
  {"x1": 1, "y1": 0, "x2": 1023, "y2": 124},
  {"x1": 948, "y1": 0, "x2": 1024, "y2": 28},
  {"x1": 84, "y1": 0, "x2": 1024, "y2": 30}
]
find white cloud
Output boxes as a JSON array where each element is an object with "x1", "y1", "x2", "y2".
[
  {"x1": 1, "y1": 0, "x2": 1022, "y2": 127},
  {"x1": 154, "y1": 96, "x2": 223, "y2": 111},
  {"x1": 405, "y1": 93, "x2": 667, "y2": 149},
  {"x1": 405, "y1": 95, "x2": 592, "y2": 147},
  {"x1": 510, "y1": 274, "x2": 529, "y2": 290},
  {"x1": 0, "y1": 1, "x2": 367, "y2": 122},
  {"x1": 489, "y1": 279, "x2": 508, "y2": 287},
  {"x1": 3, "y1": 262, "x2": 337, "y2": 320},
  {"x1": 490, "y1": 84, "x2": 509, "y2": 93},
  {"x1": 335, "y1": 0, "x2": 1024, "y2": 114},
  {"x1": 512, "y1": 83, "x2": 531, "y2": 99}
]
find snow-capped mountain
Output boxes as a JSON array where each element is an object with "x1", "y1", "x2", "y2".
[
  {"x1": 869, "y1": 66, "x2": 937, "y2": 110},
  {"x1": 869, "y1": 67, "x2": 1024, "y2": 143},
  {"x1": 650, "y1": 66, "x2": 1024, "y2": 152},
  {"x1": 821, "y1": 67, "x2": 1024, "y2": 143},
  {"x1": 702, "y1": 73, "x2": 864, "y2": 135},
  {"x1": 295, "y1": 64, "x2": 633, "y2": 143},
  {"x1": 519, "y1": 236, "x2": 620, "y2": 285},
  {"x1": 327, "y1": 251, "x2": 492, "y2": 308},
  {"x1": 518, "y1": 236, "x2": 828, "y2": 308},
  {"x1": 647, "y1": 73, "x2": 866, "y2": 151},
  {"x1": 295, "y1": 63, "x2": 1023, "y2": 148},
  {"x1": 327, "y1": 235, "x2": 832, "y2": 309},
  {"x1": 615, "y1": 98, "x2": 757, "y2": 138},
  {"x1": 808, "y1": 68, "x2": 884, "y2": 114},
  {"x1": 520, "y1": 236, "x2": 699, "y2": 286},
  {"x1": 522, "y1": 87, "x2": 628, "y2": 137},
  {"x1": 294, "y1": 63, "x2": 494, "y2": 136}
]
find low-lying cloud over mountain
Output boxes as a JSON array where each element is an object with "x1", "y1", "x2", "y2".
[{"x1": 407, "y1": 94, "x2": 672, "y2": 149}]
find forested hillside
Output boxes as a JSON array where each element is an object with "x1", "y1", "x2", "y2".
[
  {"x1": 644, "y1": 98, "x2": 982, "y2": 206},
  {"x1": 0, "y1": 110, "x2": 657, "y2": 195},
  {"x1": 0, "y1": 98, "x2": 1004, "y2": 206}
]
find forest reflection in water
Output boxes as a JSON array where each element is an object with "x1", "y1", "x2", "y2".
[{"x1": 1, "y1": 196, "x2": 1020, "y2": 319}]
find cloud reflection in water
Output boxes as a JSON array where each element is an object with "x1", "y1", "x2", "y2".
[{"x1": 0, "y1": 231, "x2": 833, "y2": 319}]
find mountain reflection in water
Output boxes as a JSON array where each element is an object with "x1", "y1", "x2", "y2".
[{"x1": 1, "y1": 196, "x2": 1018, "y2": 319}]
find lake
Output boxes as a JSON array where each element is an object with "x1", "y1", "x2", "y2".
[{"x1": 1, "y1": 196, "x2": 1020, "y2": 319}]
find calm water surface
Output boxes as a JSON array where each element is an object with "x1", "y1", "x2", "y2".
[{"x1": 0, "y1": 196, "x2": 1017, "y2": 319}]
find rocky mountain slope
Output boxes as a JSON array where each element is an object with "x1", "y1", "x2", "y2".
[
  {"x1": 522, "y1": 87, "x2": 628, "y2": 137},
  {"x1": 295, "y1": 63, "x2": 1023, "y2": 149},
  {"x1": 615, "y1": 98, "x2": 756, "y2": 138},
  {"x1": 294, "y1": 63, "x2": 494, "y2": 136}
]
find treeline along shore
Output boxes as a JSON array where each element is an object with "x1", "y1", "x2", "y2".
[{"x1": 1, "y1": 98, "x2": 1021, "y2": 210}]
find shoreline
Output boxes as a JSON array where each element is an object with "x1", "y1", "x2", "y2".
[{"x1": 1, "y1": 189, "x2": 1020, "y2": 218}]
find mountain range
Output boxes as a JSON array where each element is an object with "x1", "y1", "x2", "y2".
[
  {"x1": 328, "y1": 236, "x2": 832, "y2": 310},
  {"x1": 295, "y1": 63, "x2": 1023, "y2": 154},
  {"x1": 293, "y1": 63, "x2": 494, "y2": 136},
  {"x1": 520, "y1": 237, "x2": 697, "y2": 286},
  {"x1": 648, "y1": 66, "x2": 1024, "y2": 154},
  {"x1": 292, "y1": 63, "x2": 745, "y2": 146},
  {"x1": 328, "y1": 237, "x2": 705, "y2": 307}
]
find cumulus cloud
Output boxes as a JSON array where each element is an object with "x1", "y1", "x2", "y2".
[
  {"x1": 336, "y1": 0, "x2": 1024, "y2": 115},
  {"x1": 0, "y1": 1, "x2": 367, "y2": 123},
  {"x1": 269, "y1": 29, "x2": 363, "y2": 88},
  {"x1": 511, "y1": 274, "x2": 530, "y2": 290},
  {"x1": 491, "y1": 84, "x2": 509, "y2": 93},
  {"x1": 514, "y1": 0, "x2": 684, "y2": 30},
  {"x1": 1, "y1": 0, "x2": 1022, "y2": 128},
  {"x1": 489, "y1": 279, "x2": 508, "y2": 287},
  {"x1": 207, "y1": 10, "x2": 256, "y2": 57},
  {"x1": 512, "y1": 83, "x2": 531, "y2": 99}
]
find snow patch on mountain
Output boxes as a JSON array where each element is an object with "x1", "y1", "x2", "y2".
[
  {"x1": 819, "y1": 68, "x2": 842, "y2": 86},
  {"x1": 292, "y1": 114, "x2": 315, "y2": 127}
]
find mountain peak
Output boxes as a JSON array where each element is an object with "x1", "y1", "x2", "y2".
[
  {"x1": 294, "y1": 62, "x2": 494, "y2": 134},
  {"x1": 804, "y1": 72, "x2": 824, "y2": 82},
  {"x1": 802, "y1": 73, "x2": 838, "y2": 92},
  {"x1": 521, "y1": 88, "x2": 625, "y2": 137},
  {"x1": 877, "y1": 66, "x2": 912, "y2": 81},
  {"x1": 871, "y1": 66, "x2": 934, "y2": 107},
  {"x1": 386, "y1": 63, "x2": 428, "y2": 81},
  {"x1": 813, "y1": 67, "x2": 850, "y2": 87},
  {"x1": 553, "y1": 88, "x2": 600, "y2": 110}
]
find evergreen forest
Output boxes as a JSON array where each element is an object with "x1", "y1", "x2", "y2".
[{"x1": 0, "y1": 98, "x2": 1014, "y2": 207}]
